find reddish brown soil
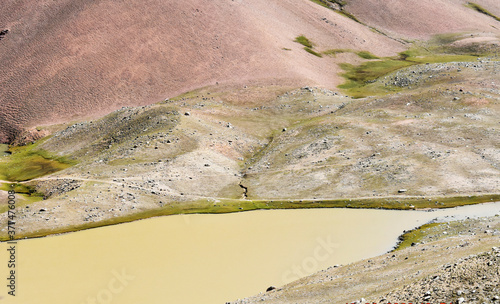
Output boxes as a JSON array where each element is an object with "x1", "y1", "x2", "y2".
[
  {"x1": 0, "y1": 0, "x2": 405, "y2": 143},
  {"x1": 345, "y1": 0, "x2": 500, "y2": 39},
  {"x1": 1, "y1": 0, "x2": 499, "y2": 143}
]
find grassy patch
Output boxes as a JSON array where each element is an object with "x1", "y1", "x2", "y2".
[
  {"x1": 0, "y1": 142, "x2": 76, "y2": 182},
  {"x1": 295, "y1": 35, "x2": 323, "y2": 57},
  {"x1": 0, "y1": 182, "x2": 43, "y2": 196},
  {"x1": 308, "y1": 0, "x2": 329, "y2": 8},
  {"x1": 323, "y1": 49, "x2": 379, "y2": 59},
  {"x1": 0, "y1": 144, "x2": 9, "y2": 156},
  {"x1": 394, "y1": 222, "x2": 443, "y2": 251},
  {"x1": 0, "y1": 181, "x2": 44, "y2": 213},
  {"x1": 295, "y1": 35, "x2": 314, "y2": 48},
  {"x1": 308, "y1": 0, "x2": 347, "y2": 9},
  {"x1": 466, "y1": 2, "x2": 500, "y2": 22},
  {"x1": 335, "y1": 32, "x2": 500, "y2": 98},
  {"x1": 4, "y1": 194, "x2": 499, "y2": 240},
  {"x1": 323, "y1": 49, "x2": 351, "y2": 57},
  {"x1": 338, "y1": 46, "x2": 485, "y2": 98},
  {"x1": 336, "y1": 10, "x2": 361, "y2": 23},
  {"x1": 356, "y1": 51, "x2": 379, "y2": 60},
  {"x1": 338, "y1": 59, "x2": 415, "y2": 94},
  {"x1": 305, "y1": 47, "x2": 323, "y2": 57}
]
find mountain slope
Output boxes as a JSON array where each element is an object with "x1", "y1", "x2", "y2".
[
  {"x1": 344, "y1": 0, "x2": 500, "y2": 39},
  {"x1": 0, "y1": 0, "x2": 404, "y2": 143}
]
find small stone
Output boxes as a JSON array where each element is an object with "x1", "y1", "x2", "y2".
[
  {"x1": 398, "y1": 189, "x2": 407, "y2": 193},
  {"x1": 458, "y1": 297, "x2": 465, "y2": 304},
  {"x1": 184, "y1": 112, "x2": 190, "y2": 116}
]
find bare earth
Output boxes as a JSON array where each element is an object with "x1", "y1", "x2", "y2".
[
  {"x1": 2, "y1": 0, "x2": 500, "y2": 142},
  {"x1": 0, "y1": 0, "x2": 405, "y2": 142}
]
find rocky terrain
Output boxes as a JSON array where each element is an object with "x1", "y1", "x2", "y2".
[
  {"x1": 0, "y1": 1, "x2": 499, "y2": 303},
  {"x1": 0, "y1": 54, "x2": 499, "y2": 239},
  {"x1": 229, "y1": 215, "x2": 500, "y2": 304}
]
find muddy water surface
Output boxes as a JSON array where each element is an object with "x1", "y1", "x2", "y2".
[{"x1": 1, "y1": 202, "x2": 499, "y2": 304}]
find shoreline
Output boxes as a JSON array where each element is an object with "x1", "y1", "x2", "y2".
[{"x1": 2, "y1": 193, "x2": 499, "y2": 241}]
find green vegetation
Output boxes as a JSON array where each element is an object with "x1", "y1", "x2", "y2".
[
  {"x1": 466, "y1": 2, "x2": 500, "y2": 22},
  {"x1": 0, "y1": 181, "x2": 44, "y2": 213},
  {"x1": 337, "y1": 40, "x2": 489, "y2": 98},
  {"x1": 308, "y1": 0, "x2": 360, "y2": 23},
  {"x1": 4, "y1": 193, "x2": 499, "y2": 240},
  {"x1": 294, "y1": 35, "x2": 323, "y2": 57},
  {"x1": 0, "y1": 142, "x2": 75, "y2": 182},
  {"x1": 395, "y1": 222, "x2": 442, "y2": 251},
  {"x1": 295, "y1": 35, "x2": 314, "y2": 48},
  {"x1": 356, "y1": 51, "x2": 379, "y2": 59},
  {"x1": 0, "y1": 144, "x2": 9, "y2": 156},
  {"x1": 338, "y1": 59, "x2": 415, "y2": 97},
  {"x1": 305, "y1": 47, "x2": 323, "y2": 57},
  {"x1": 324, "y1": 49, "x2": 380, "y2": 59},
  {"x1": 309, "y1": 0, "x2": 329, "y2": 8},
  {"x1": 337, "y1": 10, "x2": 360, "y2": 23},
  {"x1": 0, "y1": 182, "x2": 43, "y2": 196},
  {"x1": 323, "y1": 49, "x2": 350, "y2": 56}
]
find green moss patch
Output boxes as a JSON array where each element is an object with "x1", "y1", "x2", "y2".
[
  {"x1": 323, "y1": 49, "x2": 379, "y2": 59},
  {"x1": 356, "y1": 51, "x2": 380, "y2": 59},
  {"x1": 0, "y1": 142, "x2": 75, "y2": 182},
  {"x1": 394, "y1": 222, "x2": 443, "y2": 251},
  {"x1": 305, "y1": 47, "x2": 323, "y2": 57},
  {"x1": 295, "y1": 35, "x2": 314, "y2": 48},
  {"x1": 338, "y1": 59, "x2": 415, "y2": 97},
  {"x1": 295, "y1": 35, "x2": 323, "y2": 57},
  {"x1": 466, "y1": 2, "x2": 500, "y2": 22},
  {"x1": 338, "y1": 50, "x2": 485, "y2": 98}
]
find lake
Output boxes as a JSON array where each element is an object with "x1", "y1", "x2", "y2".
[{"x1": 1, "y1": 202, "x2": 499, "y2": 304}]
